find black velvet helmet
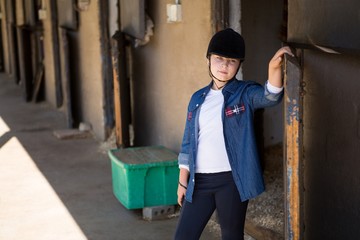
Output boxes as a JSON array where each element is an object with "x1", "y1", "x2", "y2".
[{"x1": 206, "y1": 28, "x2": 245, "y2": 60}]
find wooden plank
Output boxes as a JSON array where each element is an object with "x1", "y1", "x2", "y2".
[
  {"x1": 8, "y1": 23, "x2": 19, "y2": 84},
  {"x1": 111, "y1": 31, "x2": 130, "y2": 147},
  {"x1": 98, "y1": 0, "x2": 114, "y2": 132},
  {"x1": 284, "y1": 53, "x2": 303, "y2": 240},
  {"x1": 211, "y1": 0, "x2": 229, "y2": 32},
  {"x1": 112, "y1": 47, "x2": 123, "y2": 146},
  {"x1": 49, "y1": 0, "x2": 63, "y2": 108},
  {"x1": 16, "y1": 27, "x2": 27, "y2": 94},
  {"x1": 32, "y1": 62, "x2": 44, "y2": 103},
  {"x1": 245, "y1": 220, "x2": 284, "y2": 240},
  {"x1": 16, "y1": 26, "x2": 33, "y2": 101},
  {"x1": 59, "y1": 27, "x2": 73, "y2": 128}
]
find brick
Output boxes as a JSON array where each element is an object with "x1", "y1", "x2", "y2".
[
  {"x1": 53, "y1": 129, "x2": 92, "y2": 140},
  {"x1": 142, "y1": 205, "x2": 175, "y2": 221}
]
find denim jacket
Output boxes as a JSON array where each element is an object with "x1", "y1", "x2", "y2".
[{"x1": 178, "y1": 78, "x2": 283, "y2": 202}]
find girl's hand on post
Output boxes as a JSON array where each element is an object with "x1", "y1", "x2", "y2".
[{"x1": 268, "y1": 46, "x2": 294, "y2": 87}]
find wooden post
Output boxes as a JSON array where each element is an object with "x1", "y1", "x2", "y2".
[
  {"x1": 111, "y1": 32, "x2": 131, "y2": 148},
  {"x1": 59, "y1": 28, "x2": 73, "y2": 128}
]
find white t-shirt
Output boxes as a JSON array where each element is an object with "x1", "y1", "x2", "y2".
[{"x1": 196, "y1": 88, "x2": 231, "y2": 173}]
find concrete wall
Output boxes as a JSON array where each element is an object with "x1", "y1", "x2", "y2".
[
  {"x1": 0, "y1": 0, "x2": 11, "y2": 74},
  {"x1": 75, "y1": 1, "x2": 105, "y2": 140},
  {"x1": 42, "y1": 0, "x2": 57, "y2": 107},
  {"x1": 132, "y1": 0, "x2": 212, "y2": 151}
]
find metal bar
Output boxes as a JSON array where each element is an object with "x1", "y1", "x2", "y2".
[{"x1": 284, "y1": 53, "x2": 303, "y2": 240}]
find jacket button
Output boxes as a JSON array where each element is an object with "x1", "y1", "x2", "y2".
[{"x1": 196, "y1": 104, "x2": 199, "y2": 107}]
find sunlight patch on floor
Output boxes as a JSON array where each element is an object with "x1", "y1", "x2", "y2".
[
  {"x1": 0, "y1": 136, "x2": 87, "y2": 240},
  {"x1": 0, "y1": 117, "x2": 10, "y2": 138}
]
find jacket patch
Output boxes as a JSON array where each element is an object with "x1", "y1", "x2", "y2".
[
  {"x1": 225, "y1": 104, "x2": 245, "y2": 117},
  {"x1": 187, "y1": 111, "x2": 192, "y2": 121}
]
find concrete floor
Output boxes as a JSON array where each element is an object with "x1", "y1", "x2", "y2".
[{"x1": 0, "y1": 74, "x2": 220, "y2": 240}]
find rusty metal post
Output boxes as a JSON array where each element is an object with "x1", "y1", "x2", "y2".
[{"x1": 284, "y1": 53, "x2": 303, "y2": 240}]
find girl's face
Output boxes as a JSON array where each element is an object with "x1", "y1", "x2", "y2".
[{"x1": 209, "y1": 54, "x2": 241, "y2": 81}]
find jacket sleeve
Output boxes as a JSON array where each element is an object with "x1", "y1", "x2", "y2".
[
  {"x1": 246, "y1": 80, "x2": 283, "y2": 109},
  {"x1": 178, "y1": 108, "x2": 191, "y2": 167}
]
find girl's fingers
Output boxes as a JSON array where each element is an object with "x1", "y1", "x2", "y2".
[
  {"x1": 178, "y1": 194, "x2": 184, "y2": 206},
  {"x1": 270, "y1": 47, "x2": 294, "y2": 68}
]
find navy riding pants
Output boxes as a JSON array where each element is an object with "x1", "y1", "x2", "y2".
[{"x1": 174, "y1": 171, "x2": 249, "y2": 240}]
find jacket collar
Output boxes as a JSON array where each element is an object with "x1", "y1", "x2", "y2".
[
  {"x1": 222, "y1": 78, "x2": 237, "y2": 94},
  {"x1": 205, "y1": 78, "x2": 237, "y2": 94}
]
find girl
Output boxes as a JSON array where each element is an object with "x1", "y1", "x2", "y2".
[{"x1": 174, "y1": 28, "x2": 293, "y2": 240}]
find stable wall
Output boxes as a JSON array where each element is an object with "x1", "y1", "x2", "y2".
[
  {"x1": 132, "y1": 0, "x2": 212, "y2": 151},
  {"x1": 42, "y1": 1, "x2": 106, "y2": 140},
  {"x1": 303, "y1": 50, "x2": 360, "y2": 239},
  {"x1": 287, "y1": 0, "x2": 360, "y2": 237}
]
